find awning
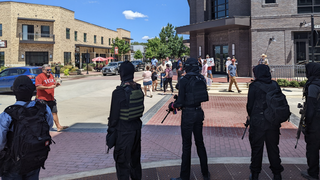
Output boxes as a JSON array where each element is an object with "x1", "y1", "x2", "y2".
[
  {"x1": 176, "y1": 16, "x2": 250, "y2": 35},
  {"x1": 75, "y1": 44, "x2": 112, "y2": 49}
]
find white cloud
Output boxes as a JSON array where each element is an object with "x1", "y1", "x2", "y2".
[
  {"x1": 122, "y1": 10, "x2": 148, "y2": 20},
  {"x1": 145, "y1": 19, "x2": 149, "y2": 21},
  {"x1": 142, "y1": 36, "x2": 152, "y2": 40}
]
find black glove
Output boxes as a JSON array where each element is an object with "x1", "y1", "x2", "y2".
[{"x1": 168, "y1": 102, "x2": 175, "y2": 112}]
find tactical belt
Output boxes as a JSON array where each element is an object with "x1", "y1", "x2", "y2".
[{"x1": 183, "y1": 106, "x2": 201, "y2": 110}]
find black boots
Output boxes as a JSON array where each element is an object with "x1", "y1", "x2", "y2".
[
  {"x1": 273, "y1": 174, "x2": 282, "y2": 180},
  {"x1": 249, "y1": 172, "x2": 259, "y2": 180}
]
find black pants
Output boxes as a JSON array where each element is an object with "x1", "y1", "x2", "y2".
[
  {"x1": 305, "y1": 133, "x2": 320, "y2": 178},
  {"x1": 180, "y1": 108, "x2": 209, "y2": 180},
  {"x1": 164, "y1": 78, "x2": 173, "y2": 93},
  {"x1": 113, "y1": 130, "x2": 141, "y2": 180},
  {"x1": 249, "y1": 128, "x2": 284, "y2": 174},
  {"x1": 227, "y1": 74, "x2": 229, "y2": 82}
]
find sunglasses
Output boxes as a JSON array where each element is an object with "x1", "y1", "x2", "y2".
[{"x1": 46, "y1": 69, "x2": 52, "y2": 72}]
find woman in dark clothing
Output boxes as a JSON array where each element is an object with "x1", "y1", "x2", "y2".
[
  {"x1": 247, "y1": 64, "x2": 284, "y2": 180},
  {"x1": 163, "y1": 64, "x2": 173, "y2": 95}
]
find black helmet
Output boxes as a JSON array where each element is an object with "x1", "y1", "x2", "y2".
[
  {"x1": 119, "y1": 61, "x2": 135, "y2": 82},
  {"x1": 13, "y1": 75, "x2": 35, "y2": 101},
  {"x1": 184, "y1": 58, "x2": 199, "y2": 73}
]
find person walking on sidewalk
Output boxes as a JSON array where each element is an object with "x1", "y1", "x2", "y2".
[
  {"x1": 0, "y1": 76, "x2": 53, "y2": 180},
  {"x1": 300, "y1": 63, "x2": 320, "y2": 180},
  {"x1": 106, "y1": 61, "x2": 144, "y2": 180},
  {"x1": 170, "y1": 58, "x2": 210, "y2": 180},
  {"x1": 151, "y1": 66, "x2": 158, "y2": 91},
  {"x1": 163, "y1": 64, "x2": 173, "y2": 95},
  {"x1": 226, "y1": 57, "x2": 232, "y2": 82},
  {"x1": 247, "y1": 64, "x2": 284, "y2": 180},
  {"x1": 142, "y1": 66, "x2": 153, "y2": 98},
  {"x1": 157, "y1": 60, "x2": 166, "y2": 90},
  {"x1": 54, "y1": 64, "x2": 61, "y2": 82},
  {"x1": 35, "y1": 64, "x2": 68, "y2": 132},
  {"x1": 228, "y1": 59, "x2": 241, "y2": 93}
]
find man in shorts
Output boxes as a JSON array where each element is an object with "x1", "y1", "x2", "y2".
[{"x1": 36, "y1": 64, "x2": 69, "y2": 132}]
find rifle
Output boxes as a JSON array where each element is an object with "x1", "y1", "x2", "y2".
[
  {"x1": 295, "y1": 94, "x2": 307, "y2": 149},
  {"x1": 161, "y1": 95, "x2": 179, "y2": 123},
  {"x1": 242, "y1": 117, "x2": 250, "y2": 140}
]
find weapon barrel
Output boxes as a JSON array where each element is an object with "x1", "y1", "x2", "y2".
[{"x1": 161, "y1": 110, "x2": 171, "y2": 123}]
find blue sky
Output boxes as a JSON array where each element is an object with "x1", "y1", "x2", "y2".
[{"x1": 6, "y1": 0, "x2": 190, "y2": 42}]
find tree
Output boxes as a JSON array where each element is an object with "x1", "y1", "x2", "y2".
[
  {"x1": 134, "y1": 50, "x2": 143, "y2": 60},
  {"x1": 145, "y1": 48, "x2": 154, "y2": 59},
  {"x1": 157, "y1": 43, "x2": 171, "y2": 60},
  {"x1": 145, "y1": 37, "x2": 161, "y2": 59},
  {"x1": 111, "y1": 37, "x2": 131, "y2": 61}
]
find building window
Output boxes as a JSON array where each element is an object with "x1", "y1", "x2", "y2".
[
  {"x1": 109, "y1": 38, "x2": 111, "y2": 45},
  {"x1": 41, "y1": 26, "x2": 50, "y2": 37},
  {"x1": 211, "y1": 0, "x2": 229, "y2": 20},
  {"x1": 66, "y1": 28, "x2": 70, "y2": 39},
  {"x1": 0, "y1": 52, "x2": 4, "y2": 67},
  {"x1": 265, "y1": 0, "x2": 276, "y2": 3},
  {"x1": 294, "y1": 31, "x2": 320, "y2": 63},
  {"x1": 64, "y1": 52, "x2": 71, "y2": 65},
  {"x1": 0, "y1": 24, "x2": 2, "y2": 36},
  {"x1": 84, "y1": 33, "x2": 87, "y2": 42},
  {"x1": 94, "y1": 35, "x2": 97, "y2": 44},
  {"x1": 101, "y1": 37, "x2": 104, "y2": 44},
  {"x1": 298, "y1": 0, "x2": 320, "y2": 13},
  {"x1": 75, "y1": 31, "x2": 77, "y2": 41}
]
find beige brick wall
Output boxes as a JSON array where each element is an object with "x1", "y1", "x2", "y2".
[{"x1": 0, "y1": 1, "x2": 131, "y2": 67}]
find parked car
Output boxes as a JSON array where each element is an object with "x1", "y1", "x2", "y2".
[
  {"x1": 102, "y1": 61, "x2": 123, "y2": 76},
  {"x1": 0, "y1": 66, "x2": 42, "y2": 92},
  {"x1": 131, "y1": 60, "x2": 145, "y2": 71}
]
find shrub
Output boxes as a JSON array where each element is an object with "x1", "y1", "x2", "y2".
[
  {"x1": 83, "y1": 64, "x2": 93, "y2": 71},
  {"x1": 283, "y1": 79, "x2": 290, "y2": 87},
  {"x1": 299, "y1": 80, "x2": 307, "y2": 87},
  {"x1": 289, "y1": 80, "x2": 300, "y2": 87},
  {"x1": 276, "y1": 79, "x2": 284, "y2": 86},
  {"x1": 64, "y1": 69, "x2": 69, "y2": 76},
  {"x1": 0, "y1": 66, "x2": 8, "y2": 72}
]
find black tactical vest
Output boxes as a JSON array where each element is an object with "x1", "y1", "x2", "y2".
[{"x1": 119, "y1": 84, "x2": 144, "y2": 121}]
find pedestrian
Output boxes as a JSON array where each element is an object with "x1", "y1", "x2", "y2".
[
  {"x1": 206, "y1": 55, "x2": 214, "y2": 81},
  {"x1": 0, "y1": 76, "x2": 53, "y2": 180},
  {"x1": 54, "y1": 64, "x2": 61, "y2": 82},
  {"x1": 201, "y1": 59, "x2": 208, "y2": 80},
  {"x1": 157, "y1": 60, "x2": 166, "y2": 90},
  {"x1": 151, "y1": 66, "x2": 158, "y2": 91},
  {"x1": 228, "y1": 59, "x2": 241, "y2": 93},
  {"x1": 258, "y1": 54, "x2": 269, "y2": 65},
  {"x1": 170, "y1": 58, "x2": 210, "y2": 180},
  {"x1": 151, "y1": 56, "x2": 158, "y2": 67},
  {"x1": 247, "y1": 64, "x2": 285, "y2": 180},
  {"x1": 35, "y1": 64, "x2": 69, "y2": 132},
  {"x1": 165, "y1": 57, "x2": 172, "y2": 68},
  {"x1": 198, "y1": 56, "x2": 203, "y2": 73},
  {"x1": 163, "y1": 64, "x2": 174, "y2": 95},
  {"x1": 226, "y1": 57, "x2": 232, "y2": 82},
  {"x1": 177, "y1": 61, "x2": 185, "y2": 85},
  {"x1": 142, "y1": 66, "x2": 153, "y2": 98},
  {"x1": 106, "y1": 61, "x2": 144, "y2": 180},
  {"x1": 300, "y1": 62, "x2": 320, "y2": 180}
]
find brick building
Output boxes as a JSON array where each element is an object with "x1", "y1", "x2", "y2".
[
  {"x1": 177, "y1": 0, "x2": 320, "y2": 76},
  {"x1": 0, "y1": 1, "x2": 131, "y2": 68}
]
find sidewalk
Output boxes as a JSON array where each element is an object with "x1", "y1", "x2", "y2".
[{"x1": 39, "y1": 95, "x2": 306, "y2": 180}]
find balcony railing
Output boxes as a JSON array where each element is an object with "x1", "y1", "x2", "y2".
[{"x1": 19, "y1": 33, "x2": 55, "y2": 43}]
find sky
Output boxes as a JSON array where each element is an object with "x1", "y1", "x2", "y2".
[{"x1": 4, "y1": 0, "x2": 191, "y2": 42}]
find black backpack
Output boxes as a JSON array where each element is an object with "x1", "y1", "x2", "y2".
[
  {"x1": 185, "y1": 75, "x2": 209, "y2": 106},
  {"x1": 1, "y1": 101, "x2": 52, "y2": 175},
  {"x1": 254, "y1": 81, "x2": 291, "y2": 125}
]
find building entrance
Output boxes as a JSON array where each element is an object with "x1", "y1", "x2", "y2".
[
  {"x1": 25, "y1": 52, "x2": 48, "y2": 66},
  {"x1": 213, "y1": 45, "x2": 228, "y2": 74}
]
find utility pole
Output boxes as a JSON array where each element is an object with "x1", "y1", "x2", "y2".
[{"x1": 311, "y1": 15, "x2": 315, "y2": 63}]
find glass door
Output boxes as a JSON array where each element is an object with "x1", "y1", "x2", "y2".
[{"x1": 213, "y1": 45, "x2": 228, "y2": 73}]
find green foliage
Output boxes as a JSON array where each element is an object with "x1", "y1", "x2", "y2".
[
  {"x1": 145, "y1": 48, "x2": 154, "y2": 59},
  {"x1": 83, "y1": 64, "x2": 93, "y2": 71},
  {"x1": 157, "y1": 43, "x2": 171, "y2": 60},
  {"x1": 276, "y1": 79, "x2": 290, "y2": 87},
  {"x1": 289, "y1": 80, "x2": 300, "y2": 87},
  {"x1": 131, "y1": 41, "x2": 147, "y2": 46},
  {"x1": 111, "y1": 37, "x2": 131, "y2": 61},
  {"x1": 64, "y1": 69, "x2": 69, "y2": 76},
  {"x1": 0, "y1": 66, "x2": 8, "y2": 72},
  {"x1": 300, "y1": 80, "x2": 307, "y2": 87},
  {"x1": 134, "y1": 50, "x2": 143, "y2": 60}
]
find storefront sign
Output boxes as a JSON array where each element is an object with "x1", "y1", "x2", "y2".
[
  {"x1": 0, "y1": 40, "x2": 7, "y2": 48},
  {"x1": 115, "y1": 47, "x2": 118, "y2": 55}
]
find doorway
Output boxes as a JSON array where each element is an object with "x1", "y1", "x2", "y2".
[
  {"x1": 25, "y1": 52, "x2": 48, "y2": 66},
  {"x1": 22, "y1": 25, "x2": 34, "y2": 41},
  {"x1": 213, "y1": 45, "x2": 229, "y2": 74}
]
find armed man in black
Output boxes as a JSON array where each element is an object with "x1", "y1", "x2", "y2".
[
  {"x1": 247, "y1": 64, "x2": 285, "y2": 180},
  {"x1": 301, "y1": 63, "x2": 320, "y2": 180},
  {"x1": 106, "y1": 61, "x2": 145, "y2": 180},
  {"x1": 170, "y1": 58, "x2": 210, "y2": 180}
]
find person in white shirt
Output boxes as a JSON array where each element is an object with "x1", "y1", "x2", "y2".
[
  {"x1": 165, "y1": 57, "x2": 172, "y2": 68},
  {"x1": 226, "y1": 57, "x2": 232, "y2": 82}
]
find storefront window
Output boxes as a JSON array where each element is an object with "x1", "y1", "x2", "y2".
[
  {"x1": 64, "y1": 52, "x2": 71, "y2": 65},
  {"x1": 298, "y1": 0, "x2": 320, "y2": 13},
  {"x1": 0, "y1": 52, "x2": 4, "y2": 67},
  {"x1": 265, "y1": 0, "x2": 276, "y2": 3},
  {"x1": 212, "y1": 0, "x2": 229, "y2": 20},
  {"x1": 41, "y1": 26, "x2": 50, "y2": 37}
]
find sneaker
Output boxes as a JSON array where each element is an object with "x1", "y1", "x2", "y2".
[
  {"x1": 273, "y1": 174, "x2": 282, "y2": 180},
  {"x1": 238, "y1": 90, "x2": 242, "y2": 93},
  {"x1": 203, "y1": 172, "x2": 211, "y2": 180},
  {"x1": 150, "y1": 95, "x2": 153, "y2": 98},
  {"x1": 228, "y1": 90, "x2": 234, "y2": 92},
  {"x1": 301, "y1": 171, "x2": 319, "y2": 180}
]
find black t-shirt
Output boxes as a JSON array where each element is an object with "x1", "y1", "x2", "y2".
[
  {"x1": 151, "y1": 72, "x2": 157, "y2": 81},
  {"x1": 177, "y1": 67, "x2": 184, "y2": 78},
  {"x1": 55, "y1": 66, "x2": 60, "y2": 74}
]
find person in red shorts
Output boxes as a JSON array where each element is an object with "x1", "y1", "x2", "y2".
[{"x1": 35, "y1": 64, "x2": 68, "y2": 132}]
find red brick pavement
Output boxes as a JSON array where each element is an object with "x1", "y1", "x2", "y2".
[{"x1": 38, "y1": 96, "x2": 305, "y2": 178}]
